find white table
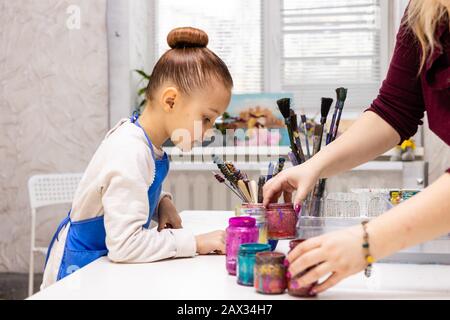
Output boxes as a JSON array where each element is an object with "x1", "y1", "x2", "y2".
[{"x1": 29, "y1": 211, "x2": 450, "y2": 300}]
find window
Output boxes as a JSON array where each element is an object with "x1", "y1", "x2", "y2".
[
  {"x1": 151, "y1": 0, "x2": 389, "y2": 111},
  {"x1": 154, "y1": 0, "x2": 263, "y2": 93}
]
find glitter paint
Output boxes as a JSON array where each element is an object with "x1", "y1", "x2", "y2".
[
  {"x1": 237, "y1": 243, "x2": 271, "y2": 286},
  {"x1": 240, "y1": 203, "x2": 268, "y2": 244},
  {"x1": 287, "y1": 239, "x2": 317, "y2": 297},
  {"x1": 266, "y1": 203, "x2": 298, "y2": 240},
  {"x1": 225, "y1": 216, "x2": 259, "y2": 275},
  {"x1": 254, "y1": 252, "x2": 287, "y2": 294}
]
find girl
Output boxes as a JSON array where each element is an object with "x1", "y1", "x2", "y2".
[
  {"x1": 263, "y1": 0, "x2": 450, "y2": 294},
  {"x1": 42, "y1": 27, "x2": 232, "y2": 288}
]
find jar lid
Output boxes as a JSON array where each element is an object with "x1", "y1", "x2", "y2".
[
  {"x1": 238, "y1": 243, "x2": 271, "y2": 255},
  {"x1": 255, "y1": 251, "x2": 285, "y2": 264},
  {"x1": 289, "y1": 238, "x2": 306, "y2": 250},
  {"x1": 229, "y1": 216, "x2": 256, "y2": 227}
]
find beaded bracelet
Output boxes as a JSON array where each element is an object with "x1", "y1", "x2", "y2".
[{"x1": 361, "y1": 220, "x2": 374, "y2": 277}]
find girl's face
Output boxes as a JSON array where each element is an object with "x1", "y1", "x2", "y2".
[{"x1": 165, "y1": 81, "x2": 231, "y2": 151}]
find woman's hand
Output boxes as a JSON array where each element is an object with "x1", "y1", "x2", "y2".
[
  {"x1": 286, "y1": 225, "x2": 367, "y2": 294},
  {"x1": 195, "y1": 230, "x2": 226, "y2": 255},
  {"x1": 262, "y1": 162, "x2": 321, "y2": 208},
  {"x1": 157, "y1": 196, "x2": 183, "y2": 231}
]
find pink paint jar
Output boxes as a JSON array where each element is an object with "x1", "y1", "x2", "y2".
[
  {"x1": 266, "y1": 203, "x2": 298, "y2": 240},
  {"x1": 287, "y1": 239, "x2": 317, "y2": 297},
  {"x1": 226, "y1": 216, "x2": 259, "y2": 275}
]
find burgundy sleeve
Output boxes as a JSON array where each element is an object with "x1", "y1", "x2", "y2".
[{"x1": 366, "y1": 24, "x2": 425, "y2": 143}]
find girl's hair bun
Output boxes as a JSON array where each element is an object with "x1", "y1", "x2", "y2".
[{"x1": 167, "y1": 27, "x2": 209, "y2": 49}]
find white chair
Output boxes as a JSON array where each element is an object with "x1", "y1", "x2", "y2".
[{"x1": 27, "y1": 173, "x2": 83, "y2": 297}]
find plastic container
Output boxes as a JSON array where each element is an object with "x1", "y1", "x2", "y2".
[
  {"x1": 287, "y1": 239, "x2": 317, "y2": 297},
  {"x1": 254, "y1": 252, "x2": 287, "y2": 294},
  {"x1": 266, "y1": 203, "x2": 298, "y2": 240},
  {"x1": 237, "y1": 243, "x2": 271, "y2": 286},
  {"x1": 225, "y1": 216, "x2": 259, "y2": 275}
]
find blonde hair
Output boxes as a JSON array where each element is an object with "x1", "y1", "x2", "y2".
[{"x1": 405, "y1": 0, "x2": 450, "y2": 72}]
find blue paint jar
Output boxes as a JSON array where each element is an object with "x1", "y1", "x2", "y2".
[{"x1": 237, "y1": 243, "x2": 271, "y2": 286}]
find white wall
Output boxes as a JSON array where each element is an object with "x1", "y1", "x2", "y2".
[{"x1": 0, "y1": 0, "x2": 109, "y2": 273}]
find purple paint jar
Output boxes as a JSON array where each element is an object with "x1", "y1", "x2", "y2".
[
  {"x1": 266, "y1": 203, "x2": 298, "y2": 240},
  {"x1": 287, "y1": 239, "x2": 317, "y2": 297},
  {"x1": 226, "y1": 216, "x2": 259, "y2": 275}
]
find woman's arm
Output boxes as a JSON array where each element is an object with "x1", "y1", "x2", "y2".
[{"x1": 309, "y1": 111, "x2": 400, "y2": 179}]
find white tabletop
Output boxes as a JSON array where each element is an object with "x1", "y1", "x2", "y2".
[{"x1": 29, "y1": 211, "x2": 450, "y2": 300}]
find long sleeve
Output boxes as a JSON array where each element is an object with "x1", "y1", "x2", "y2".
[
  {"x1": 101, "y1": 137, "x2": 196, "y2": 263},
  {"x1": 366, "y1": 22, "x2": 426, "y2": 143}
]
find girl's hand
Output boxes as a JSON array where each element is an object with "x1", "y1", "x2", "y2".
[
  {"x1": 286, "y1": 226, "x2": 368, "y2": 294},
  {"x1": 263, "y1": 163, "x2": 320, "y2": 208},
  {"x1": 157, "y1": 197, "x2": 183, "y2": 231},
  {"x1": 195, "y1": 230, "x2": 226, "y2": 255}
]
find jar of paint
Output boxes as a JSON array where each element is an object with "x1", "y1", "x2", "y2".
[
  {"x1": 254, "y1": 252, "x2": 287, "y2": 294},
  {"x1": 240, "y1": 203, "x2": 268, "y2": 244},
  {"x1": 266, "y1": 203, "x2": 298, "y2": 240},
  {"x1": 226, "y1": 216, "x2": 259, "y2": 275},
  {"x1": 237, "y1": 243, "x2": 271, "y2": 286},
  {"x1": 287, "y1": 239, "x2": 317, "y2": 297}
]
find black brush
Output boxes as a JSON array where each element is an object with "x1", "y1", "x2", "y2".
[
  {"x1": 290, "y1": 110, "x2": 306, "y2": 163},
  {"x1": 326, "y1": 88, "x2": 347, "y2": 144},
  {"x1": 300, "y1": 114, "x2": 311, "y2": 159},
  {"x1": 276, "y1": 98, "x2": 300, "y2": 161},
  {"x1": 313, "y1": 97, "x2": 334, "y2": 155}
]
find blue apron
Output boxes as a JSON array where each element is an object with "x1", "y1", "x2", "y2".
[{"x1": 45, "y1": 114, "x2": 170, "y2": 281}]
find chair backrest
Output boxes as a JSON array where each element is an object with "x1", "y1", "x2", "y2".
[{"x1": 28, "y1": 173, "x2": 83, "y2": 210}]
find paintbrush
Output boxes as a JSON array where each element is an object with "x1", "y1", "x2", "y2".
[
  {"x1": 313, "y1": 97, "x2": 333, "y2": 156},
  {"x1": 273, "y1": 157, "x2": 286, "y2": 177},
  {"x1": 326, "y1": 88, "x2": 347, "y2": 145},
  {"x1": 238, "y1": 180, "x2": 253, "y2": 203},
  {"x1": 289, "y1": 110, "x2": 306, "y2": 163},
  {"x1": 330, "y1": 88, "x2": 347, "y2": 142},
  {"x1": 212, "y1": 172, "x2": 245, "y2": 201},
  {"x1": 300, "y1": 114, "x2": 310, "y2": 159},
  {"x1": 287, "y1": 151, "x2": 299, "y2": 166},
  {"x1": 266, "y1": 162, "x2": 274, "y2": 181},
  {"x1": 257, "y1": 176, "x2": 266, "y2": 203},
  {"x1": 249, "y1": 180, "x2": 258, "y2": 203},
  {"x1": 276, "y1": 98, "x2": 300, "y2": 163}
]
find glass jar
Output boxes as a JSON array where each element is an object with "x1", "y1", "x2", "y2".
[
  {"x1": 225, "y1": 216, "x2": 259, "y2": 275},
  {"x1": 240, "y1": 203, "x2": 268, "y2": 244},
  {"x1": 266, "y1": 203, "x2": 298, "y2": 240},
  {"x1": 287, "y1": 239, "x2": 317, "y2": 297},
  {"x1": 237, "y1": 243, "x2": 271, "y2": 286},
  {"x1": 254, "y1": 252, "x2": 287, "y2": 294}
]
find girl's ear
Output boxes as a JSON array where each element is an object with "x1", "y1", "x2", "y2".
[{"x1": 160, "y1": 87, "x2": 178, "y2": 112}]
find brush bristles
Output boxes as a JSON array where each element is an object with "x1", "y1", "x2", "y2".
[
  {"x1": 300, "y1": 114, "x2": 307, "y2": 123},
  {"x1": 320, "y1": 97, "x2": 333, "y2": 119},
  {"x1": 336, "y1": 87, "x2": 348, "y2": 102},
  {"x1": 276, "y1": 98, "x2": 291, "y2": 119}
]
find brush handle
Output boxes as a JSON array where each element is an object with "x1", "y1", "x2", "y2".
[
  {"x1": 238, "y1": 180, "x2": 253, "y2": 203},
  {"x1": 312, "y1": 124, "x2": 323, "y2": 156},
  {"x1": 331, "y1": 107, "x2": 343, "y2": 142},
  {"x1": 326, "y1": 108, "x2": 339, "y2": 145},
  {"x1": 257, "y1": 176, "x2": 265, "y2": 203},
  {"x1": 225, "y1": 181, "x2": 245, "y2": 201},
  {"x1": 249, "y1": 180, "x2": 258, "y2": 204},
  {"x1": 267, "y1": 162, "x2": 274, "y2": 180},
  {"x1": 303, "y1": 122, "x2": 311, "y2": 159},
  {"x1": 287, "y1": 152, "x2": 299, "y2": 166}
]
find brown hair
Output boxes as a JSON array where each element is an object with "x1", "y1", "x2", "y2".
[{"x1": 146, "y1": 27, "x2": 233, "y2": 101}]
